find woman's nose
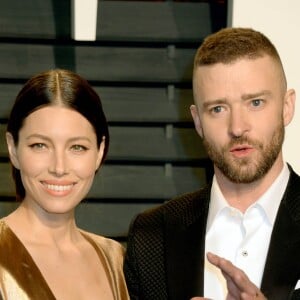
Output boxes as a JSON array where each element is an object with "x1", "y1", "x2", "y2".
[{"x1": 48, "y1": 150, "x2": 68, "y2": 176}]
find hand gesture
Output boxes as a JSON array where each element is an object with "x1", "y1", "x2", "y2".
[{"x1": 190, "y1": 252, "x2": 267, "y2": 300}]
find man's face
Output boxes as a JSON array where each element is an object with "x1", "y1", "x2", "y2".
[{"x1": 191, "y1": 56, "x2": 294, "y2": 183}]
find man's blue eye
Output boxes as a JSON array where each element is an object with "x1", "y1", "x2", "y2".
[
  {"x1": 213, "y1": 106, "x2": 222, "y2": 113},
  {"x1": 252, "y1": 99, "x2": 262, "y2": 106}
]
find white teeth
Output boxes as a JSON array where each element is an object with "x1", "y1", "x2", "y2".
[{"x1": 45, "y1": 184, "x2": 73, "y2": 191}]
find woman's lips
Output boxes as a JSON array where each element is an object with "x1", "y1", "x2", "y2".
[{"x1": 41, "y1": 181, "x2": 76, "y2": 196}]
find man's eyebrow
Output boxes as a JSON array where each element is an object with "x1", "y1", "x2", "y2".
[
  {"x1": 241, "y1": 90, "x2": 272, "y2": 100},
  {"x1": 200, "y1": 90, "x2": 273, "y2": 109},
  {"x1": 201, "y1": 98, "x2": 228, "y2": 109}
]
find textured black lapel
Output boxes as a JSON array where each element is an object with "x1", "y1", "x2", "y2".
[
  {"x1": 164, "y1": 187, "x2": 210, "y2": 299},
  {"x1": 261, "y1": 169, "x2": 300, "y2": 299}
]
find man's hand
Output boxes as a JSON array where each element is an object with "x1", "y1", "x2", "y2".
[
  {"x1": 207, "y1": 252, "x2": 266, "y2": 300},
  {"x1": 190, "y1": 252, "x2": 267, "y2": 300}
]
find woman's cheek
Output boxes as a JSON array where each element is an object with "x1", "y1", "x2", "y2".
[
  {"x1": 72, "y1": 157, "x2": 98, "y2": 178},
  {"x1": 19, "y1": 154, "x2": 49, "y2": 177}
]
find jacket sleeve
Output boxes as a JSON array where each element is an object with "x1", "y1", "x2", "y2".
[
  {"x1": 124, "y1": 215, "x2": 141, "y2": 300},
  {"x1": 123, "y1": 207, "x2": 168, "y2": 300}
]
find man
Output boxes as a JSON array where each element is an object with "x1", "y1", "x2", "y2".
[{"x1": 124, "y1": 27, "x2": 300, "y2": 299}]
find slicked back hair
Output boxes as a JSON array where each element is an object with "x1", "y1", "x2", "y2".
[{"x1": 7, "y1": 69, "x2": 109, "y2": 200}]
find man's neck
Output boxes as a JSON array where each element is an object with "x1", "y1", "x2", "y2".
[{"x1": 214, "y1": 158, "x2": 285, "y2": 213}]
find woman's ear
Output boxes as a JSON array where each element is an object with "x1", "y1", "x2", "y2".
[
  {"x1": 190, "y1": 104, "x2": 203, "y2": 138},
  {"x1": 6, "y1": 132, "x2": 20, "y2": 169},
  {"x1": 95, "y1": 137, "x2": 106, "y2": 171}
]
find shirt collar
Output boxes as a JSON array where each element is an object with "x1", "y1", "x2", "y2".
[
  {"x1": 206, "y1": 163, "x2": 290, "y2": 231},
  {"x1": 257, "y1": 163, "x2": 290, "y2": 225}
]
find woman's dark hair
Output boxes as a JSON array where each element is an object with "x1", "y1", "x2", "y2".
[{"x1": 6, "y1": 69, "x2": 109, "y2": 200}]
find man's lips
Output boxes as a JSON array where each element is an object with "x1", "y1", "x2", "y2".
[
  {"x1": 230, "y1": 144, "x2": 253, "y2": 151},
  {"x1": 229, "y1": 144, "x2": 254, "y2": 157}
]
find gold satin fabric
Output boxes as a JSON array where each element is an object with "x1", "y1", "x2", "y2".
[{"x1": 0, "y1": 220, "x2": 129, "y2": 299}]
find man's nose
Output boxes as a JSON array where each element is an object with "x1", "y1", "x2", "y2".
[{"x1": 228, "y1": 108, "x2": 250, "y2": 138}]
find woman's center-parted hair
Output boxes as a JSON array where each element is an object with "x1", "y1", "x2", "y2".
[{"x1": 6, "y1": 69, "x2": 110, "y2": 201}]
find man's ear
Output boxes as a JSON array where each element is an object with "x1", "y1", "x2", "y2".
[
  {"x1": 95, "y1": 137, "x2": 106, "y2": 171},
  {"x1": 283, "y1": 88, "x2": 296, "y2": 126},
  {"x1": 190, "y1": 104, "x2": 203, "y2": 138},
  {"x1": 6, "y1": 132, "x2": 20, "y2": 169}
]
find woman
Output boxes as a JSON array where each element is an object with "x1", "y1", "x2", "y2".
[{"x1": 1, "y1": 69, "x2": 129, "y2": 299}]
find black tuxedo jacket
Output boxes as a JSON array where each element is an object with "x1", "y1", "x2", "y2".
[{"x1": 124, "y1": 168, "x2": 300, "y2": 300}]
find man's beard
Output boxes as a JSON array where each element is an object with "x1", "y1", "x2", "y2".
[{"x1": 203, "y1": 122, "x2": 285, "y2": 184}]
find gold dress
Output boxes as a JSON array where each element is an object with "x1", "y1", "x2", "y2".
[{"x1": 0, "y1": 220, "x2": 129, "y2": 299}]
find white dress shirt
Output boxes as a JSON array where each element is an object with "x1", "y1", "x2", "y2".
[{"x1": 204, "y1": 163, "x2": 290, "y2": 299}]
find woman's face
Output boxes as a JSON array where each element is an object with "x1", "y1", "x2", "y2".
[{"x1": 6, "y1": 106, "x2": 104, "y2": 216}]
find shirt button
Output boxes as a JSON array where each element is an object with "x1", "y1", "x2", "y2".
[{"x1": 242, "y1": 250, "x2": 248, "y2": 257}]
